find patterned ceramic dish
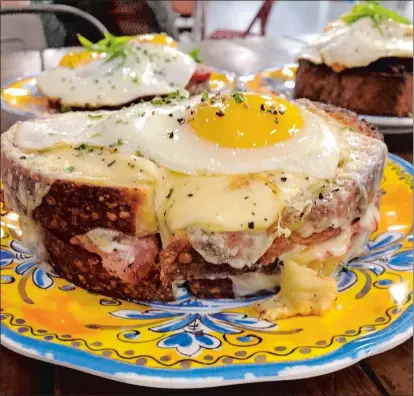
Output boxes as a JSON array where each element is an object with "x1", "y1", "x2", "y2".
[
  {"x1": 0, "y1": 154, "x2": 412, "y2": 389},
  {"x1": 0, "y1": 70, "x2": 236, "y2": 119},
  {"x1": 239, "y1": 65, "x2": 413, "y2": 132}
]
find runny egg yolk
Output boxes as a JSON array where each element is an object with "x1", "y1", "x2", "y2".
[
  {"x1": 190, "y1": 93, "x2": 304, "y2": 148},
  {"x1": 131, "y1": 33, "x2": 177, "y2": 48},
  {"x1": 59, "y1": 51, "x2": 102, "y2": 68}
]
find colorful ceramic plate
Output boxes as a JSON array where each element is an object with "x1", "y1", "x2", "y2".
[
  {"x1": 0, "y1": 70, "x2": 236, "y2": 119},
  {"x1": 0, "y1": 154, "x2": 412, "y2": 389},
  {"x1": 240, "y1": 66, "x2": 413, "y2": 131}
]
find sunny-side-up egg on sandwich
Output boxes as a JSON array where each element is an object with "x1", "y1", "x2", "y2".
[
  {"x1": 1, "y1": 91, "x2": 387, "y2": 319},
  {"x1": 36, "y1": 33, "x2": 212, "y2": 110}
]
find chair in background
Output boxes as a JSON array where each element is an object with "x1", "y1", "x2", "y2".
[{"x1": 208, "y1": 0, "x2": 275, "y2": 40}]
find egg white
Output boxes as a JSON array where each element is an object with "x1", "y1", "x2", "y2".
[
  {"x1": 298, "y1": 17, "x2": 413, "y2": 69},
  {"x1": 15, "y1": 95, "x2": 339, "y2": 179},
  {"x1": 36, "y1": 43, "x2": 197, "y2": 107}
]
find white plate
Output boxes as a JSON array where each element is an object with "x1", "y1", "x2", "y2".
[{"x1": 359, "y1": 114, "x2": 413, "y2": 129}]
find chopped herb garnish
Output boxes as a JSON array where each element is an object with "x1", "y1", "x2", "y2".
[
  {"x1": 61, "y1": 104, "x2": 72, "y2": 113},
  {"x1": 88, "y1": 114, "x2": 103, "y2": 120},
  {"x1": 248, "y1": 221, "x2": 255, "y2": 229},
  {"x1": 64, "y1": 165, "x2": 74, "y2": 173},
  {"x1": 151, "y1": 97, "x2": 163, "y2": 105},
  {"x1": 138, "y1": 112, "x2": 146, "y2": 117},
  {"x1": 92, "y1": 132, "x2": 101, "y2": 138},
  {"x1": 167, "y1": 131, "x2": 175, "y2": 139},
  {"x1": 116, "y1": 138, "x2": 124, "y2": 146},
  {"x1": 74, "y1": 143, "x2": 88, "y2": 151},
  {"x1": 201, "y1": 91, "x2": 209, "y2": 102},
  {"x1": 135, "y1": 150, "x2": 143, "y2": 157},
  {"x1": 116, "y1": 119, "x2": 129, "y2": 124},
  {"x1": 187, "y1": 47, "x2": 201, "y2": 63},
  {"x1": 232, "y1": 92, "x2": 244, "y2": 104},
  {"x1": 128, "y1": 162, "x2": 135, "y2": 169},
  {"x1": 132, "y1": 76, "x2": 140, "y2": 84}
]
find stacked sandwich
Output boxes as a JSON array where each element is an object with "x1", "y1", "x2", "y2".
[{"x1": 1, "y1": 91, "x2": 387, "y2": 319}]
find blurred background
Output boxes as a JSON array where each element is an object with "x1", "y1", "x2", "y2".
[{"x1": 1, "y1": 0, "x2": 413, "y2": 52}]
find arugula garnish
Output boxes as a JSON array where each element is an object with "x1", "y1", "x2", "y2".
[
  {"x1": 340, "y1": 1, "x2": 410, "y2": 27},
  {"x1": 188, "y1": 47, "x2": 201, "y2": 63}
]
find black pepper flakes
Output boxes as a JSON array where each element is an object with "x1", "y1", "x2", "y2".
[
  {"x1": 280, "y1": 177, "x2": 287, "y2": 182},
  {"x1": 187, "y1": 193, "x2": 194, "y2": 197},
  {"x1": 319, "y1": 192, "x2": 324, "y2": 200},
  {"x1": 167, "y1": 131, "x2": 175, "y2": 139},
  {"x1": 107, "y1": 160, "x2": 116, "y2": 167},
  {"x1": 166, "y1": 188, "x2": 174, "y2": 199},
  {"x1": 216, "y1": 110, "x2": 225, "y2": 117},
  {"x1": 168, "y1": 113, "x2": 173, "y2": 117},
  {"x1": 177, "y1": 117, "x2": 185, "y2": 125},
  {"x1": 19, "y1": 156, "x2": 27, "y2": 160},
  {"x1": 260, "y1": 104, "x2": 265, "y2": 111},
  {"x1": 248, "y1": 221, "x2": 255, "y2": 229},
  {"x1": 244, "y1": 196, "x2": 249, "y2": 199}
]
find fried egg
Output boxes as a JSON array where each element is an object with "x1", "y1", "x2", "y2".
[
  {"x1": 298, "y1": 17, "x2": 413, "y2": 69},
  {"x1": 36, "y1": 34, "x2": 197, "y2": 108},
  {"x1": 15, "y1": 93, "x2": 339, "y2": 179}
]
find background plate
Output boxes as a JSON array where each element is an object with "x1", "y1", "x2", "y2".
[
  {"x1": 240, "y1": 66, "x2": 413, "y2": 132},
  {"x1": 0, "y1": 154, "x2": 412, "y2": 389}
]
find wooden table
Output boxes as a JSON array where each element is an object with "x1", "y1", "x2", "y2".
[{"x1": 0, "y1": 49, "x2": 413, "y2": 396}]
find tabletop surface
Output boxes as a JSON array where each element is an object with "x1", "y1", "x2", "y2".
[{"x1": 0, "y1": 47, "x2": 413, "y2": 396}]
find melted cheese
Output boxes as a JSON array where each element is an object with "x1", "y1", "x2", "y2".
[
  {"x1": 254, "y1": 260, "x2": 338, "y2": 320},
  {"x1": 231, "y1": 272, "x2": 280, "y2": 297}
]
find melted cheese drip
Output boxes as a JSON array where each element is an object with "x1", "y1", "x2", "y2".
[{"x1": 254, "y1": 260, "x2": 338, "y2": 320}]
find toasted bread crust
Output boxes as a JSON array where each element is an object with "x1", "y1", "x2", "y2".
[
  {"x1": 40, "y1": 226, "x2": 173, "y2": 301},
  {"x1": 1, "y1": 129, "x2": 156, "y2": 237},
  {"x1": 294, "y1": 58, "x2": 413, "y2": 117}
]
